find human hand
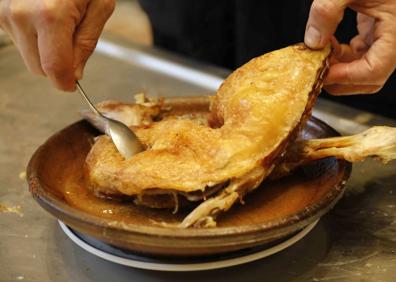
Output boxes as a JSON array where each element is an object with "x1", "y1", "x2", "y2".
[
  {"x1": 0, "y1": 0, "x2": 115, "y2": 91},
  {"x1": 305, "y1": 0, "x2": 396, "y2": 95}
]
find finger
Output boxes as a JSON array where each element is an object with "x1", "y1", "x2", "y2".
[
  {"x1": 73, "y1": 0, "x2": 115, "y2": 79},
  {"x1": 328, "y1": 37, "x2": 367, "y2": 68},
  {"x1": 356, "y1": 13, "x2": 375, "y2": 45},
  {"x1": 325, "y1": 35, "x2": 396, "y2": 86},
  {"x1": 0, "y1": 0, "x2": 10, "y2": 28},
  {"x1": 329, "y1": 37, "x2": 342, "y2": 65},
  {"x1": 1, "y1": 2, "x2": 44, "y2": 75},
  {"x1": 36, "y1": 21, "x2": 76, "y2": 91},
  {"x1": 0, "y1": 13, "x2": 16, "y2": 44},
  {"x1": 349, "y1": 35, "x2": 369, "y2": 56},
  {"x1": 331, "y1": 42, "x2": 360, "y2": 63},
  {"x1": 11, "y1": 27, "x2": 44, "y2": 75},
  {"x1": 325, "y1": 84, "x2": 383, "y2": 95},
  {"x1": 305, "y1": 0, "x2": 350, "y2": 49}
]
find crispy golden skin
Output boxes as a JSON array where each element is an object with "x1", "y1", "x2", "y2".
[
  {"x1": 87, "y1": 44, "x2": 330, "y2": 193},
  {"x1": 85, "y1": 44, "x2": 331, "y2": 227}
]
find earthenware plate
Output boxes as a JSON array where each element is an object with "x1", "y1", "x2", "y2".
[{"x1": 27, "y1": 97, "x2": 351, "y2": 257}]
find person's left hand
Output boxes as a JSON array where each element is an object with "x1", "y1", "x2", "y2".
[{"x1": 305, "y1": 0, "x2": 396, "y2": 95}]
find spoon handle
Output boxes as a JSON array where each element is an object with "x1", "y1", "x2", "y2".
[{"x1": 76, "y1": 81, "x2": 105, "y2": 119}]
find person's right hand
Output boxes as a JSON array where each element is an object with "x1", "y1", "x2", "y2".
[{"x1": 0, "y1": 0, "x2": 115, "y2": 91}]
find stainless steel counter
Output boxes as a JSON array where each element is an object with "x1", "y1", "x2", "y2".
[{"x1": 1, "y1": 35, "x2": 395, "y2": 282}]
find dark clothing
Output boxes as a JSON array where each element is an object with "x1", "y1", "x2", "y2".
[{"x1": 139, "y1": 0, "x2": 396, "y2": 119}]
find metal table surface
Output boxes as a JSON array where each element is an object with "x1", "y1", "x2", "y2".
[{"x1": 1, "y1": 35, "x2": 395, "y2": 282}]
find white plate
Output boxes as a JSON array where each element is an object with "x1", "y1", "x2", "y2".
[{"x1": 59, "y1": 220, "x2": 318, "y2": 272}]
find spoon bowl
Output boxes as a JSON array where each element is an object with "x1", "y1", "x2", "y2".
[{"x1": 76, "y1": 81, "x2": 143, "y2": 158}]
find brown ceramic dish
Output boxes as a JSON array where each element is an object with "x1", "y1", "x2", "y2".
[{"x1": 27, "y1": 97, "x2": 351, "y2": 257}]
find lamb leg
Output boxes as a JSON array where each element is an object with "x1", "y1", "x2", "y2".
[{"x1": 273, "y1": 126, "x2": 396, "y2": 178}]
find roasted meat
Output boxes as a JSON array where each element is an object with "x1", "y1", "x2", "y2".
[{"x1": 84, "y1": 44, "x2": 331, "y2": 227}]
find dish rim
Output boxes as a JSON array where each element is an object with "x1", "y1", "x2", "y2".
[
  {"x1": 58, "y1": 219, "x2": 319, "y2": 271},
  {"x1": 27, "y1": 116, "x2": 352, "y2": 239}
]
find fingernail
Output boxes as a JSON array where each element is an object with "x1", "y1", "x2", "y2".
[{"x1": 305, "y1": 26, "x2": 321, "y2": 48}]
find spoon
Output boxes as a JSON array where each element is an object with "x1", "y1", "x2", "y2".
[{"x1": 76, "y1": 81, "x2": 143, "y2": 158}]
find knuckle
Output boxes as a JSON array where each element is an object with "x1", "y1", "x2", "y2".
[
  {"x1": 75, "y1": 38, "x2": 98, "y2": 59},
  {"x1": 76, "y1": 38, "x2": 98, "y2": 51},
  {"x1": 311, "y1": 0, "x2": 341, "y2": 22},
  {"x1": 9, "y1": 2, "x2": 28, "y2": 24},
  {"x1": 37, "y1": 2, "x2": 58, "y2": 24}
]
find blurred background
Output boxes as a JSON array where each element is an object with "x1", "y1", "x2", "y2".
[{"x1": 1, "y1": 0, "x2": 395, "y2": 118}]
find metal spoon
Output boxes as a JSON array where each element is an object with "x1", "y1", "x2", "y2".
[{"x1": 76, "y1": 81, "x2": 143, "y2": 158}]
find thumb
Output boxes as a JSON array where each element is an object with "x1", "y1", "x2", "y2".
[
  {"x1": 73, "y1": 0, "x2": 115, "y2": 79},
  {"x1": 305, "y1": 0, "x2": 349, "y2": 49}
]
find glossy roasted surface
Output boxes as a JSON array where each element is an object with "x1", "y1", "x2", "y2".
[
  {"x1": 84, "y1": 44, "x2": 331, "y2": 228},
  {"x1": 86, "y1": 45, "x2": 331, "y2": 198}
]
